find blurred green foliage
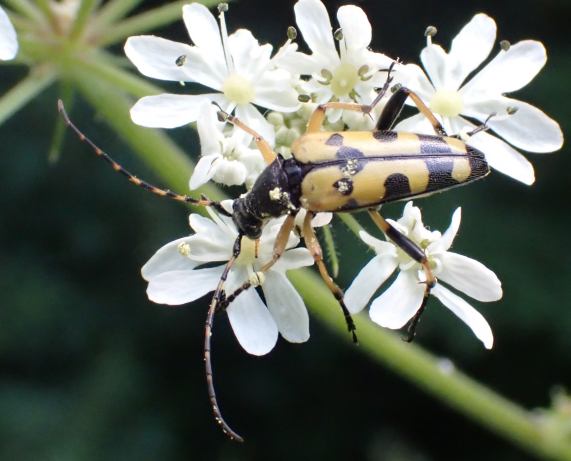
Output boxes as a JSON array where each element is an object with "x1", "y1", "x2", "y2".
[{"x1": 0, "y1": 0, "x2": 570, "y2": 460}]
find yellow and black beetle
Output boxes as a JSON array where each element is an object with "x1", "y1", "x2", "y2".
[{"x1": 58, "y1": 64, "x2": 490, "y2": 442}]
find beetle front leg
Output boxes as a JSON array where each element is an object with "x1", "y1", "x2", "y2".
[
  {"x1": 303, "y1": 211, "x2": 358, "y2": 343},
  {"x1": 367, "y1": 209, "x2": 436, "y2": 341},
  {"x1": 214, "y1": 106, "x2": 277, "y2": 165}
]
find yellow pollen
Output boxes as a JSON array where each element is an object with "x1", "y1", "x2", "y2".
[
  {"x1": 330, "y1": 62, "x2": 359, "y2": 97},
  {"x1": 235, "y1": 236, "x2": 256, "y2": 266},
  {"x1": 429, "y1": 89, "x2": 464, "y2": 117},
  {"x1": 222, "y1": 74, "x2": 255, "y2": 105}
]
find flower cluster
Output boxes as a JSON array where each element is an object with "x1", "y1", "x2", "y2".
[{"x1": 128, "y1": 1, "x2": 562, "y2": 353}]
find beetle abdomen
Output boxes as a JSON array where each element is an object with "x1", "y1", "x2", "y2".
[{"x1": 293, "y1": 131, "x2": 489, "y2": 212}]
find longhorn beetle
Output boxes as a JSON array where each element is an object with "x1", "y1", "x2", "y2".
[{"x1": 58, "y1": 64, "x2": 490, "y2": 443}]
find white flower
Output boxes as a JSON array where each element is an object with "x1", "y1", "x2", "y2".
[
  {"x1": 190, "y1": 103, "x2": 265, "y2": 190},
  {"x1": 282, "y1": 0, "x2": 395, "y2": 123},
  {"x1": 0, "y1": 6, "x2": 18, "y2": 60},
  {"x1": 397, "y1": 13, "x2": 563, "y2": 185},
  {"x1": 125, "y1": 3, "x2": 299, "y2": 145},
  {"x1": 141, "y1": 208, "x2": 314, "y2": 356},
  {"x1": 345, "y1": 202, "x2": 502, "y2": 349}
]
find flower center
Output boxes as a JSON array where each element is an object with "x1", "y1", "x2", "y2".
[
  {"x1": 330, "y1": 62, "x2": 359, "y2": 97},
  {"x1": 222, "y1": 74, "x2": 255, "y2": 105},
  {"x1": 429, "y1": 89, "x2": 464, "y2": 117}
]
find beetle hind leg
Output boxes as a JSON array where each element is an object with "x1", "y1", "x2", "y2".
[
  {"x1": 368, "y1": 209, "x2": 436, "y2": 341},
  {"x1": 303, "y1": 212, "x2": 358, "y2": 344}
]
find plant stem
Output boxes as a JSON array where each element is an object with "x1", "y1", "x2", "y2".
[
  {"x1": 94, "y1": 0, "x2": 143, "y2": 27},
  {"x1": 0, "y1": 66, "x2": 57, "y2": 125},
  {"x1": 70, "y1": 0, "x2": 101, "y2": 41},
  {"x1": 98, "y1": 0, "x2": 219, "y2": 47},
  {"x1": 288, "y1": 269, "x2": 571, "y2": 461},
  {"x1": 3, "y1": 0, "x2": 44, "y2": 23}
]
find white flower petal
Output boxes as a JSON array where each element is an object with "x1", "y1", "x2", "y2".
[
  {"x1": 227, "y1": 289, "x2": 279, "y2": 355},
  {"x1": 124, "y1": 36, "x2": 194, "y2": 82},
  {"x1": 0, "y1": 6, "x2": 18, "y2": 60},
  {"x1": 182, "y1": 3, "x2": 224, "y2": 60},
  {"x1": 369, "y1": 270, "x2": 425, "y2": 329},
  {"x1": 345, "y1": 255, "x2": 398, "y2": 314},
  {"x1": 462, "y1": 40, "x2": 546, "y2": 95},
  {"x1": 432, "y1": 284, "x2": 494, "y2": 349},
  {"x1": 146, "y1": 266, "x2": 223, "y2": 305},
  {"x1": 274, "y1": 49, "x2": 320, "y2": 75},
  {"x1": 228, "y1": 29, "x2": 272, "y2": 79},
  {"x1": 394, "y1": 113, "x2": 436, "y2": 135},
  {"x1": 428, "y1": 207, "x2": 461, "y2": 253},
  {"x1": 130, "y1": 94, "x2": 213, "y2": 128},
  {"x1": 141, "y1": 237, "x2": 197, "y2": 280},
  {"x1": 463, "y1": 97, "x2": 563, "y2": 153},
  {"x1": 254, "y1": 69, "x2": 300, "y2": 112},
  {"x1": 263, "y1": 271, "x2": 310, "y2": 343},
  {"x1": 271, "y1": 248, "x2": 314, "y2": 272},
  {"x1": 359, "y1": 230, "x2": 398, "y2": 256},
  {"x1": 398, "y1": 64, "x2": 435, "y2": 103},
  {"x1": 336, "y1": 5, "x2": 371, "y2": 51},
  {"x1": 468, "y1": 129, "x2": 535, "y2": 185},
  {"x1": 235, "y1": 104, "x2": 275, "y2": 146},
  {"x1": 294, "y1": 0, "x2": 337, "y2": 62},
  {"x1": 448, "y1": 14, "x2": 496, "y2": 88},
  {"x1": 421, "y1": 44, "x2": 450, "y2": 89},
  {"x1": 438, "y1": 252, "x2": 502, "y2": 302}
]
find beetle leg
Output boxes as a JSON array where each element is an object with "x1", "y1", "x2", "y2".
[
  {"x1": 58, "y1": 100, "x2": 228, "y2": 213},
  {"x1": 375, "y1": 86, "x2": 447, "y2": 136},
  {"x1": 218, "y1": 213, "x2": 298, "y2": 310},
  {"x1": 303, "y1": 212, "x2": 358, "y2": 344},
  {"x1": 204, "y1": 236, "x2": 245, "y2": 442},
  {"x1": 214, "y1": 105, "x2": 277, "y2": 165},
  {"x1": 367, "y1": 209, "x2": 436, "y2": 341}
]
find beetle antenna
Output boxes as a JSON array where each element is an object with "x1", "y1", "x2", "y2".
[
  {"x1": 57, "y1": 100, "x2": 224, "y2": 211},
  {"x1": 204, "y1": 236, "x2": 244, "y2": 442}
]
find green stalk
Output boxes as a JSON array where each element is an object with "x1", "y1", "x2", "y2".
[
  {"x1": 289, "y1": 269, "x2": 571, "y2": 461},
  {"x1": 70, "y1": 0, "x2": 101, "y2": 41},
  {"x1": 338, "y1": 212, "x2": 364, "y2": 235},
  {"x1": 73, "y1": 69, "x2": 224, "y2": 204},
  {"x1": 98, "y1": 0, "x2": 220, "y2": 47},
  {"x1": 3, "y1": 0, "x2": 44, "y2": 23},
  {"x1": 94, "y1": 0, "x2": 144, "y2": 27},
  {"x1": 321, "y1": 225, "x2": 339, "y2": 278},
  {"x1": 0, "y1": 66, "x2": 57, "y2": 125}
]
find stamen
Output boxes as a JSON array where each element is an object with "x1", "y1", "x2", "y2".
[
  {"x1": 500, "y1": 40, "x2": 511, "y2": 51},
  {"x1": 217, "y1": 3, "x2": 234, "y2": 73},
  {"x1": 287, "y1": 26, "x2": 297, "y2": 41},
  {"x1": 175, "y1": 55, "x2": 187, "y2": 67},
  {"x1": 333, "y1": 28, "x2": 344, "y2": 41},
  {"x1": 425, "y1": 25, "x2": 437, "y2": 46}
]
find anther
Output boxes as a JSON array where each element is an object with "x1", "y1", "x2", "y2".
[
  {"x1": 217, "y1": 2, "x2": 228, "y2": 13},
  {"x1": 287, "y1": 26, "x2": 297, "y2": 41},
  {"x1": 500, "y1": 40, "x2": 511, "y2": 51},
  {"x1": 424, "y1": 26, "x2": 438, "y2": 38},
  {"x1": 175, "y1": 55, "x2": 187, "y2": 67},
  {"x1": 333, "y1": 28, "x2": 343, "y2": 41},
  {"x1": 298, "y1": 94, "x2": 311, "y2": 103},
  {"x1": 506, "y1": 106, "x2": 518, "y2": 115}
]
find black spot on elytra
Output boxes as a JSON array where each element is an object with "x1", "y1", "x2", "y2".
[
  {"x1": 336, "y1": 146, "x2": 365, "y2": 160},
  {"x1": 333, "y1": 178, "x2": 354, "y2": 196},
  {"x1": 384, "y1": 173, "x2": 411, "y2": 200},
  {"x1": 325, "y1": 133, "x2": 344, "y2": 146},
  {"x1": 373, "y1": 131, "x2": 398, "y2": 142},
  {"x1": 425, "y1": 157, "x2": 457, "y2": 190},
  {"x1": 418, "y1": 134, "x2": 452, "y2": 154},
  {"x1": 338, "y1": 198, "x2": 360, "y2": 211}
]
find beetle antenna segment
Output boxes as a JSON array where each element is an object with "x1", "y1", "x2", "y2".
[
  {"x1": 403, "y1": 290, "x2": 430, "y2": 342},
  {"x1": 204, "y1": 236, "x2": 245, "y2": 443},
  {"x1": 57, "y1": 100, "x2": 221, "y2": 209}
]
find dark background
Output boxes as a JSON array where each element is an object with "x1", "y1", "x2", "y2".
[{"x1": 0, "y1": 0, "x2": 569, "y2": 459}]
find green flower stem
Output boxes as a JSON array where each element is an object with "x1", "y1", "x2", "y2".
[
  {"x1": 0, "y1": 66, "x2": 57, "y2": 125},
  {"x1": 78, "y1": 51, "x2": 160, "y2": 98},
  {"x1": 98, "y1": 0, "x2": 220, "y2": 47},
  {"x1": 94, "y1": 0, "x2": 144, "y2": 27},
  {"x1": 288, "y1": 269, "x2": 571, "y2": 461},
  {"x1": 73, "y1": 70, "x2": 224, "y2": 205},
  {"x1": 4, "y1": 0, "x2": 44, "y2": 23},
  {"x1": 338, "y1": 212, "x2": 364, "y2": 235},
  {"x1": 70, "y1": 0, "x2": 101, "y2": 41},
  {"x1": 321, "y1": 225, "x2": 340, "y2": 278}
]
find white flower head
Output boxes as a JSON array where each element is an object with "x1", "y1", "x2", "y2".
[
  {"x1": 345, "y1": 202, "x2": 502, "y2": 349},
  {"x1": 141, "y1": 208, "x2": 314, "y2": 356},
  {"x1": 0, "y1": 6, "x2": 18, "y2": 61},
  {"x1": 190, "y1": 103, "x2": 266, "y2": 190},
  {"x1": 397, "y1": 13, "x2": 563, "y2": 185},
  {"x1": 125, "y1": 3, "x2": 300, "y2": 145},
  {"x1": 283, "y1": 0, "x2": 395, "y2": 123}
]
